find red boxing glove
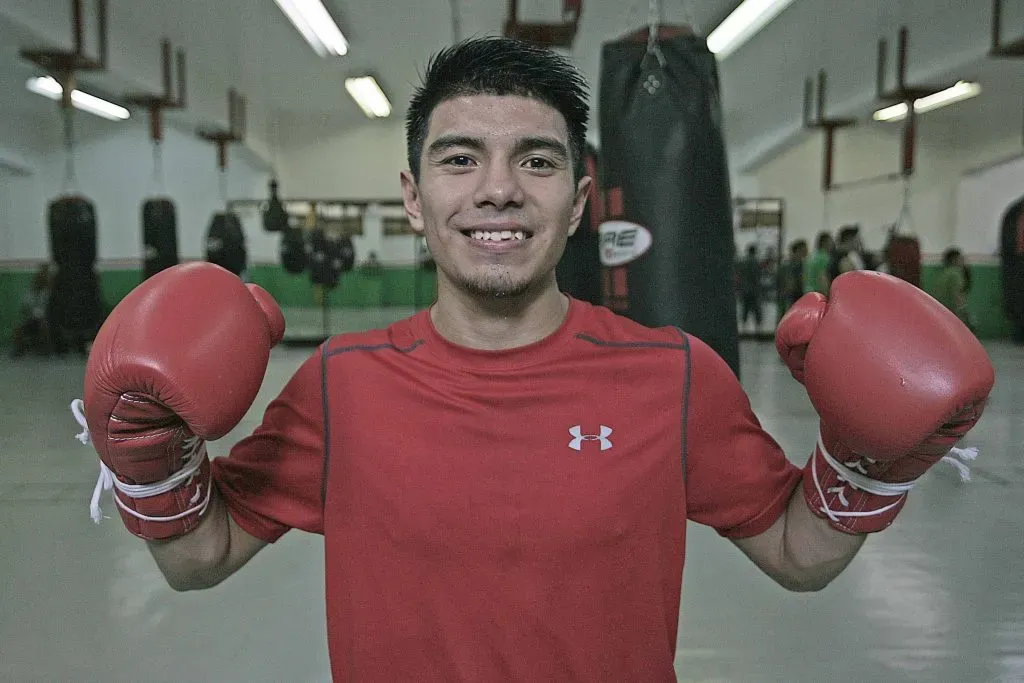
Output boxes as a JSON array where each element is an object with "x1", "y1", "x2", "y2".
[
  {"x1": 777, "y1": 271, "x2": 994, "y2": 534},
  {"x1": 77, "y1": 262, "x2": 285, "y2": 540}
]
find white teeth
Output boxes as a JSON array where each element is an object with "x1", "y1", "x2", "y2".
[{"x1": 469, "y1": 230, "x2": 528, "y2": 241}]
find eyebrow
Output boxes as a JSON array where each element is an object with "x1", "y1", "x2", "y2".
[{"x1": 426, "y1": 134, "x2": 569, "y2": 160}]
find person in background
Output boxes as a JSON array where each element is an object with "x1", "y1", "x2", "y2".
[
  {"x1": 782, "y1": 239, "x2": 808, "y2": 312},
  {"x1": 804, "y1": 231, "x2": 834, "y2": 296},
  {"x1": 935, "y1": 247, "x2": 971, "y2": 328},
  {"x1": 10, "y1": 263, "x2": 52, "y2": 358},
  {"x1": 828, "y1": 225, "x2": 868, "y2": 282},
  {"x1": 360, "y1": 250, "x2": 383, "y2": 276},
  {"x1": 737, "y1": 244, "x2": 763, "y2": 333}
]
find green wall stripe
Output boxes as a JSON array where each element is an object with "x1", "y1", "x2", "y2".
[{"x1": 0, "y1": 264, "x2": 1014, "y2": 345}]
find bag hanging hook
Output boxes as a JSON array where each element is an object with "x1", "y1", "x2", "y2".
[{"x1": 645, "y1": 0, "x2": 667, "y2": 68}]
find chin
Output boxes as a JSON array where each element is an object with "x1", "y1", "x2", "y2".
[{"x1": 454, "y1": 267, "x2": 538, "y2": 300}]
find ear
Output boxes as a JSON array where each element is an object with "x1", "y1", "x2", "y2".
[
  {"x1": 567, "y1": 175, "x2": 593, "y2": 237},
  {"x1": 400, "y1": 170, "x2": 425, "y2": 234}
]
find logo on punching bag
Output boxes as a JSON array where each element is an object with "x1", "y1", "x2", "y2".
[{"x1": 598, "y1": 221, "x2": 653, "y2": 267}]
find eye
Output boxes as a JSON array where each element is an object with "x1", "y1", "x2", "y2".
[
  {"x1": 523, "y1": 157, "x2": 554, "y2": 170},
  {"x1": 444, "y1": 155, "x2": 475, "y2": 167}
]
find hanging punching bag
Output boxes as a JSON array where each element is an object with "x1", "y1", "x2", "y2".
[
  {"x1": 556, "y1": 143, "x2": 603, "y2": 305},
  {"x1": 1001, "y1": 196, "x2": 1024, "y2": 343},
  {"x1": 308, "y1": 227, "x2": 339, "y2": 288},
  {"x1": 142, "y1": 198, "x2": 179, "y2": 281},
  {"x1": 47, "y1": 194, "x2": 105, "y2": 353},
  {"x1": 205, "y1": 211, "x2": 248, "y2": 276},
  {"x1": 263, "y1": 179, "x2": 289, "y2": 233},
  {"x1": 280, "y1": 226, "x2": 308, "y2": 274},
  {"x1": 884, "y1": 229, "x2": 921, "y2": 287},
  {"x1": 599, "y1": 26, "x2": 739, "y2": 374},
  {"x1": 48, "y1": 194, "x2": 97, "y2": 271}
]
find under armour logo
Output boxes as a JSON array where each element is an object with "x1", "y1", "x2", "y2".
[{"x1": 568, "y1": 425, "x2": 613, "y2": 451}]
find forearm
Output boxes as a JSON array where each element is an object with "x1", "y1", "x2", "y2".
[
  {"x1": 778, "y1": 484, "x2": 865, "y2": 591},
  {"x1": 146, "y1": 487, "x2": 233, "y2": 591}
]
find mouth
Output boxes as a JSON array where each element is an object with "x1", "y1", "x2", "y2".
[
  {"x1": 460, "y1": 228, "x2": 532, "y2": 241},
  {"x1": 459, "y1": 226, "x2": 533, "y2": 243}
]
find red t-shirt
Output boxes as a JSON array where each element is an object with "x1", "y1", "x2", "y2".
[{"x1": 212, "y1": 298, "x2": 800, "y2": 682}]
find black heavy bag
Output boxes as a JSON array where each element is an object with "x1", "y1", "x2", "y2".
[
  {"x1": 263, "y1": 179, "x2": 289, "y2": 233},
  {"x1": 556, "y1": 144, "x2": 603, "y2": 305},
  {"x1": 1001, "y1": 196, "x2": 1024, "y2": 342},
  {"x1": 48, "y1": 195, "x2": 97, "y2": 272},
  {"x1": 280, "y1": 226, "x2": 307, "y2": 274},
  {"x1": 205, "y1": 211, "x2": 248, "y2": 276},
  {"x1": 599, "y1": 27, "x2": 739, "y2": 374},
  {"x1": 336, "y1": 235, "x2": 356, "y2": 273},
  {"x1": 47, "y1": 267, "x2": 105, "y2": 352},
  {"x1": 308, "y1": 228, "x2": 339, "y2": 288},
  {"x1": 142, "y1": 197, "x2": 179, "y2": 281}
]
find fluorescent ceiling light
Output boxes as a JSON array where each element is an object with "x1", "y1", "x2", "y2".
[
  {"x1": 872, "y1": 81, "x2": 982, "y2": 122},
  {"x1": 707, "y1": 0, "x2": 797, "y2": 59},
  {"x1": 274, "y1": 0, "x2": 348, "y2": 56},
  {"x1": 345, "y1": 77, "x2": 391, "y2": 119},
  {"x1": 26, "y1": 76, "x2": 130, "y2": 121}
]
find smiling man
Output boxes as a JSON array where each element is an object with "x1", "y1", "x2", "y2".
[{"x1": 82, "y1": 37, "x2": 993, "y2": 683}]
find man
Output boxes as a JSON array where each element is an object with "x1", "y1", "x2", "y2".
[
  {"x1": 804, "y1": 231, "x2": 834, "y2": 295},
  {"x1": 781, "y1": 239, "x2": 808, "y2": 312},
  {"x1": 736, "y1": 244, "x2": 763, "y2": 332},
  {"x1": 828, "y1": 224, "x2": 868, "y2": 282},
  {"x1": 935, "y1": 247, "x2": 971, "y2": 327},
  {"x1": 79, "y1": 38, "x2": 993, "y2": 682},
  {"x1": 10, "y1": 262, "x2": 52, "y2": 357}
]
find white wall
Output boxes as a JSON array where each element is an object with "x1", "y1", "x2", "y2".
[
  {"x1": 956, "y1": 152, "x2": 1024, "y2": 259},
  {"x1": 0, "y1": 119, "x2": 270, "y2": 264},
  {"x1": 753, "y1": 124, "x2": 963, "y2": 257},
  {"x1": 276, "y1": 119, "x2": 422, "y2": 266},
  {"x1": 751, "y1": 121, "x2": 1024, "y2": 261}
]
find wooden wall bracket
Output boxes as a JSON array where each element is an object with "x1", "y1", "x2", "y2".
[
  {"x1": 124, "y1": 39, "x2": 187, "y2": 143},
  {"x1": 504, "y1": 0, "x2": 582, "y2": 49},
  {"x1": 19, "y1": 0, "x2": 109, "y2": 105}
]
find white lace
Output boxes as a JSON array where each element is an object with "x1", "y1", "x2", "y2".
[
  {"x1": 70, "y1": 399, "x2": 212, "y2": 525},
  {"x1": 813, "y1": 430, "x2": 980, "y2": 523}
]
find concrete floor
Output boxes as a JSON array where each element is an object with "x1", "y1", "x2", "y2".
[{"x1": 1, "y1": 326, "x2": 1021, "y2": 682}]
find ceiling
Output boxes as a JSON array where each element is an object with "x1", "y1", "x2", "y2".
[{"x1": 1, "y1": 0, "x2": 1023, "y2": 175}]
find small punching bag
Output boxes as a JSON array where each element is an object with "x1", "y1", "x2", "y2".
[
  {"x1": 280, "y1": 225, "x2": 308, "y2": 275},
  {"x1": 599, "y1": 26, "x2": 739, "y2": 374},
  {"x1": 1001, "y1": 196, "x2": 1024, "y2": 342},
  {"x1": 205, "y1": 212, "x2": 248, "y2": 277},
  {"x1": 142, "y1": 198, "x2": 179, "y2": 281},
  {"x1": 556, "y1": 144, "x2": 603, "y2": 305},
  {"x1": 263, "y1": 179, "x2": 289, "y2": 233}
]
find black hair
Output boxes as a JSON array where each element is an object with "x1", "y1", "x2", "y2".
[
  {"x1": 838, "y1": 225, "x2": 861, "y2": 244},
  {"x1": 406, "y1": 37, "x2": 590, "y2": 183},
  {"x1": 746, "y1": 244, "x2": 758, "y2": 256},
  {"x1": 790, "y1": 239, "x2": 808, "y2": 254},
  {"x1": 815, "y1": 231, "x2": 833, "y2": 250},
  {"x1": 943, "y1": 247, "x2": 962, "y2": 267}
]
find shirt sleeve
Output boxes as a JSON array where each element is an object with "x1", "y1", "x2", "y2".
[
  {"x1": 210, "y1": 347, "x2": 327, "y2": 542},
  {"x1": 683, "y1": 335, "x2": 802, "y2": 539}
]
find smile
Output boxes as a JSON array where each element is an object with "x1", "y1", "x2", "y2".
[{"x1": 463, "y1": 229, "x2": 529, "y2": 242}]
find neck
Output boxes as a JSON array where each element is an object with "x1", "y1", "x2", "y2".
[{"x1": 430, "y1": 279, "x2": 569, "y2": 351}]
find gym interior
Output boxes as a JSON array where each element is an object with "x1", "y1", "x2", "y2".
[{"x1": 1, "y1": 1, "x2": 1022, "y2": 681}]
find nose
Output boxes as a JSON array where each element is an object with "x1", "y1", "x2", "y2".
[{"x1": 472, "y1": 159, "x2": 525, "y2": 210}]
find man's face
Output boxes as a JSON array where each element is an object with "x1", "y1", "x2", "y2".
[{"x1": 401, "y1": 94, "x2": 591, "y2": 301}]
